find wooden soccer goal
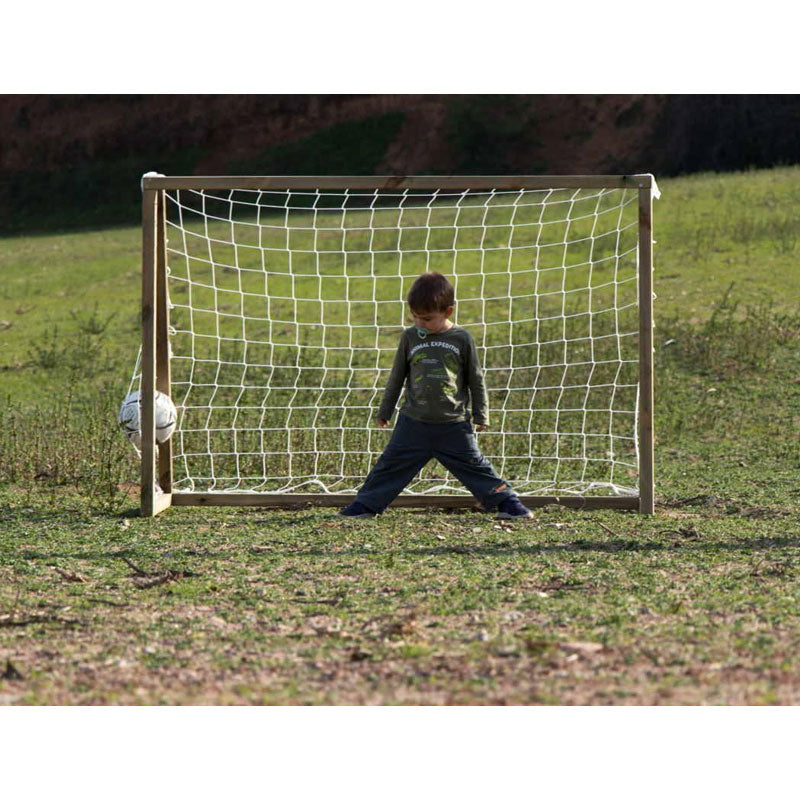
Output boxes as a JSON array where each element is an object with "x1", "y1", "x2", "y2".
[{"x1": 137, "y1": 174, "x2": 656, "y2": 517}]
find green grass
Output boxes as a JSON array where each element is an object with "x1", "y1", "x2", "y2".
[
  {"x1": 1, "y1": 166, "x2": 800, "y2": 704},
  {"x1": 656, "y1": 167, "x2": 800, "y2": 314}
]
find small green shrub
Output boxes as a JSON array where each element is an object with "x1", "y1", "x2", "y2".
[{"x1": 27, "y1": 303, "x2": 117, "y2": 378}]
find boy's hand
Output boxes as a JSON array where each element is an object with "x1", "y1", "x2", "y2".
[
  {"x1": 377, "y1": 418, "x2": 390, "y2": 428},
  {"x1": 476, "y1": 424, "x2": 488, "y2": 432}
]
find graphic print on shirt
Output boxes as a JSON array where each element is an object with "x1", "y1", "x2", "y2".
[
  {"x1": 409, "y1": 340, "x2": 462, "y2": 411},
  {"x1": 378, "y1": 326, "x2": 488, "y2": 425}
]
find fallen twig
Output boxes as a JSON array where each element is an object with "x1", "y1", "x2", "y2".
[
  {"x1": 597, "y1": 522, "x2": 616, "y2": 536},
  {"x1": 536, "y1": 580, "x2": 590, "y2": 593},
  {"x1": 2, "y1": 660, "x2": 24, "y2": 680},
  {"x1": 291, "y1": 597, "x2": 342, "y2": 606},
  {"x1": 0, "y1": 612, "x2": 82, "y2": 628},
  {"x1": 120, "y1": 556, "x2": 198, "y2": 588},
  {"x1": 132, "y1": 569, "x2": 199, "y2": 589},
  {"x1": 121, "y1": 557, "x2": 151, "y2": 577},
  {"x1": 86, "y1": 597, "x2": 131, "y2": 608},
  {"x1": 53, "y1": 567, "x2": 88, "y2": 583}
]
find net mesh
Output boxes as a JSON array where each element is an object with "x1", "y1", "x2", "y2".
[{"x1": 132, "y1": 184, "x2": 643, "y2": 497}]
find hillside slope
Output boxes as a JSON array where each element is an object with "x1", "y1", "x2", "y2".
[{"x1": 1, "y1": 94, "x2": 799, "y2": 233}]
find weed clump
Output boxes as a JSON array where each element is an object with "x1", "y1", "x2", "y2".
[
  {"x1": 0, "y1": 384, "x2": 135, "y2": 511},
  {"x1": 4, "y1": 304, "x2": 134, "y2": 511},
  {"x1": 658, "y1": 283, "x2": 800, "y2": 379}
]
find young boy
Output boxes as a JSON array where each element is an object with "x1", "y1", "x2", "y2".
[{"x1": 340, "y1": 271, "x2": 533, "y2": 520}]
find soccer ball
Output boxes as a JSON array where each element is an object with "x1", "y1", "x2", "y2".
[{"x1": 118, "y1": 390, "x2": 178, "y2": 449}]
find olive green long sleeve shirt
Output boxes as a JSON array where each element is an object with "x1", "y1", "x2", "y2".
[{"x1": 377, "y1": 326, "x2": 489, "y2": 426}]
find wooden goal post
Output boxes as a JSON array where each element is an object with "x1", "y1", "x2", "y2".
[{"x1": 139, "y1": 174, "x2": 656, "y2": 517}]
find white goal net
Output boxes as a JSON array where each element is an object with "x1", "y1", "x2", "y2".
[{"x1": 133, "y1": 177, "x2": 656, "y2": 502}]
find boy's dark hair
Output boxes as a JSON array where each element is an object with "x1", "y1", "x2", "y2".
[{"x1": 407, "y1": 272, "x2": 454, "y2": 312}]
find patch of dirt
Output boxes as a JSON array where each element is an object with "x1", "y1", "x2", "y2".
[
  {"x1": 6, "y1": 642, "x2": 798, "y2": 706},
  {"x1": 3, "y1": 597, "x2": 800, "y2": 705}
]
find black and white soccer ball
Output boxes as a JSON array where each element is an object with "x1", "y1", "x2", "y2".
[{"x1": 118, "y1": 390, "x2": 177, "y2": 449}]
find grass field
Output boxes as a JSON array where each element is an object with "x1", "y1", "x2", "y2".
[{"x1": 1, "y1": 167, "x2": 800, "y2": 705}]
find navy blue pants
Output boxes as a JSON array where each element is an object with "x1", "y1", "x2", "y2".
[{"x1": 354, "y1": 414, "x2": 516, "y2": 513}]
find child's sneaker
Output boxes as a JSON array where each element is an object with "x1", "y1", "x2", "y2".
[
  {"x1": 338, "y1": 501, "x2": 376, "y2": 518},
  {"x1": 495, "y1": 497, "x2": 533, "y2": 519}
]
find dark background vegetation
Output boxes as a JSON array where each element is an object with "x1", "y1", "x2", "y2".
[{"x1": 1, "y1": 94, "x2": 799, "y2": 234}]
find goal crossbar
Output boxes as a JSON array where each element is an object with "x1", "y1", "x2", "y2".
[
  {"x1": 142, "y1": 174, "x2": 656, "y2": 191},
  {"x1": 138, "y1": 174, "x2": 656, "y2": 516}
]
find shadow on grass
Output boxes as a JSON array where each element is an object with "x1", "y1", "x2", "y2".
[
  {"x1": 288, "y1": 537, "x2": 800, "y2": 558},
  {"x1": 11, "y1": 537, "x2": 800, "y2": 568},
  {"x1": 11, "y1": 548, "x2": 149, "y2": 563}
]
